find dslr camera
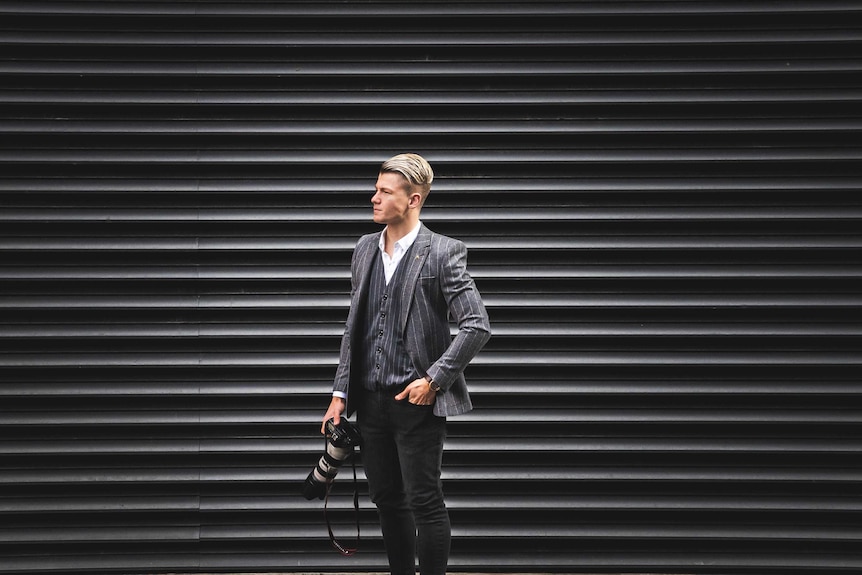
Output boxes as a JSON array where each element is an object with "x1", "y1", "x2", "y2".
[{"x1": 302, "y1": 417, "x2": 362, "y2": 500}]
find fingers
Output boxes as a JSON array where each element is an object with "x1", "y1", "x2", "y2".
[
  {"x1": 395, "y1": 381, "x2": 436, "y2": 405},
  {"x1": 320, "y1": 412, "x2": 339, "y2": 435},
  {"x1": 394, "y1": 381, "x2": 418, "y2": 402},
  {"x1": 321, "y1": 397, "x2": 345, "y2": 434}
]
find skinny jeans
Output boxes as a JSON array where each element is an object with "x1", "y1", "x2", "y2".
[{"x1": 357, "y1": 388, "x2": 450, "y2": 575}]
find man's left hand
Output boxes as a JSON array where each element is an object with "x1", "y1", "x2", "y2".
[{"x1": 394, "y1": 378, "x2": 438, "y2": 405}]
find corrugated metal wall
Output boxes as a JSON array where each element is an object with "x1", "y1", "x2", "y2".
[{"x1": 1, "y1": 1, "x2": 861, "y2": 574}]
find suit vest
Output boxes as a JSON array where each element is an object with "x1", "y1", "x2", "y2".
[{"x1": 358, "y1": 246, "x2": 419, "y2": 391}]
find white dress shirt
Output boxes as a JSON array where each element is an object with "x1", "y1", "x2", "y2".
[{"x1": 379, "y1": 221, "x2": 422, "y2": 284}]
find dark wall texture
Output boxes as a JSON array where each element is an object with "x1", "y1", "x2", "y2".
[{"x1": 1, "y1": 1, "x2": 861, "y2": 574}]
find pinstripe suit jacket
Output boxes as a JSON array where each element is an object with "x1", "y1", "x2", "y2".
[{"x1": 333, "y1": 224, "x2": 491, "y2": 417}]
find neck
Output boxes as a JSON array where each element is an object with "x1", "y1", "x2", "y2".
[
  {"x1": 383, "y1": 219, "x2": 420, "y2": 254},
  {"x1": 386, "y1": 218, "x2": 419, "y2": 242}
]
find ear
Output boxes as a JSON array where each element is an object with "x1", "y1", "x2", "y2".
[{"x1": 409, "y1": 192, "x2": 423, "y2": 208}]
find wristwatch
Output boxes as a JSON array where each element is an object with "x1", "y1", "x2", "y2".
[{"x1": 425, "y1": 376, "x2": 441, "y2": 392}]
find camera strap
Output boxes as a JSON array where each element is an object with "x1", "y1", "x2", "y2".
[{"x1": 323, "y1": 443, "x2": 360, "y2": 556}]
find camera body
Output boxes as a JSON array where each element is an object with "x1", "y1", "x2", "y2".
[
  {"x1": 325, "y1": 417, "x2": 362, "y2": 449},
  {"x1": 302, "y1": 418, "x2": 362, "y2": 501}
]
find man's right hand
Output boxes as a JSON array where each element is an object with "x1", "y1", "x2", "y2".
[{"x1": 321, "y1": 396, "x2": 346, "y2": 434}]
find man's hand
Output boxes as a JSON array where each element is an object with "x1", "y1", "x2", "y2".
[
  {"x1": 395, "y1": 378, "x2": 438, "y2": 406},
  {"x1": 321, "y1": 396, "x2": 346, "y2": 434}
]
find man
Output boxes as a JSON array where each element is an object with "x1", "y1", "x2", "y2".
[{"x1": 321, "y1": 153, "x2": 491, "y2": 575}]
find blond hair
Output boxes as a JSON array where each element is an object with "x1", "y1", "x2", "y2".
[{"x1": 380, "y1": 153, "x2": 434, "y2": 200}]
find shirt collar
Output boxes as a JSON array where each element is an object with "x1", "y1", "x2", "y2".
[{"x1": 379, "y1": 220, "x2": 422, "y2": 254}]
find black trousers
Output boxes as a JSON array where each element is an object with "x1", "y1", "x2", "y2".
[{"x1": 357, "y1": 388, "x2": 450, "y2": 575}]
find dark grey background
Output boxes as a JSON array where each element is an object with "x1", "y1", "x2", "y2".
[{"x1": 1, "y1": 1, "x2": 861, "y2": 573}]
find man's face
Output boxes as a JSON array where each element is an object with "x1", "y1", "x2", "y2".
[{"x1": 371, "y1": 172, "x2": 414, "y2": 226}]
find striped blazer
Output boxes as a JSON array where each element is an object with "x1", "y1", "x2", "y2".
[{"x1": 333, "y1": 224, "x2": 491, "y2": 417}]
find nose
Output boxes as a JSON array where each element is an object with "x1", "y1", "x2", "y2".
[{"x1": 371, "y1": 190, "x2": 381, "y2": 204}]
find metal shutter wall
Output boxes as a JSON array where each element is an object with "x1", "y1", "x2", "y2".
[{"x1": 1, "y1": 1, "x2": 861, "y2": 574}]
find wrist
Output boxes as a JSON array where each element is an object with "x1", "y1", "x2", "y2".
[{"x1": 424, "y1": 375, "x2": 441, "y2": 392}]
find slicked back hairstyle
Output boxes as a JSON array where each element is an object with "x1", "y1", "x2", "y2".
[{"x1": 380, "y1": 153, "x2": 434, "y2": 201}]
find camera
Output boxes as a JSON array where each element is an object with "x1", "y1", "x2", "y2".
[{"x1": 302, "y1": 417, "x2": 362, "y2": 500}]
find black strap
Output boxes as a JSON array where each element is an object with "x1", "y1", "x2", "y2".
[{"x1": 323, "y1": 438, "x2": 360, "y2": 556}]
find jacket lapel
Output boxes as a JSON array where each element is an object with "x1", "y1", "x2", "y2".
[
  {"x1": 399, "y1": 226, "x2": 432, "y2": 333},
  {"x1": 348, "y1": 234, "x2": 378, "y2": 328}
]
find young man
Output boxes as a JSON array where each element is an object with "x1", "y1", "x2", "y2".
[{"x1": 322, "y1": 153, "x2": 491, "y2": 575}]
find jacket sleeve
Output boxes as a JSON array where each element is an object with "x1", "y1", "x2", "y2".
[
  {"x1": 331, "y1": 235, "x2": 369, "y2": 397},
  {"x1": 424, "y1": 237, "x2": 491, "y2": 390}
]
